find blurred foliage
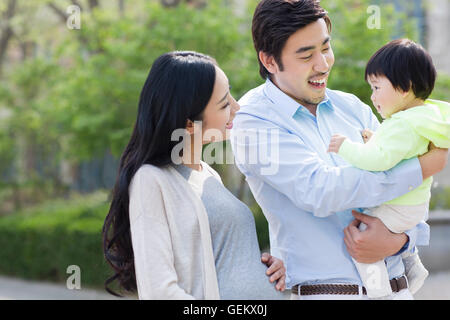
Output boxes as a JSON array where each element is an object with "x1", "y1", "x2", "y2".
[
  {"x1": 0, "y1": 191, "x2": 111, "y2": 288},
  {"x1": 0, "y1": 0, "x2": 449, "y2": 281},
  {"x1": 0, "y1": 118, "x2": 14, "y2": 182},
  {"x1": 0, "y1": 0, "x2": 447, "y2": 192},
  {"x1": 252, "y1": 203, "x2": 270, "y2": 251},
  {"x1": 0, "y1": 1, "x2": 245, "y2": 162},
  {"x1": 0, "y1": 0, "x2": 249, "y2": 210},
  {"x1": 431, "y1": 74, "x2": 450, "y2": 101},
  {"x1": 430, "y1": 187, "x2": 450, "y2": 211}
]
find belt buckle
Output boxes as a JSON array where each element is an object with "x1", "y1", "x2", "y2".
[
  {"x1": 358, "y1": 285, "x2": 365, "y2": 296},
  {"x1": 391, "y1": 278, "x2": 399, "y2": 292},
  {"x1": 404, "y1": 275, "x2": 409, "y2": 289},
  {"x1": 360, "y1": 275, "x2": 407, "y2": 295},
  {"x1": 295, "y1": 285, "x2": 301, "y2": 296}
]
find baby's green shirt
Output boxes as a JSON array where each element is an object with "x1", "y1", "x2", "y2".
[{"x1": 339, "y1": 99, "x2": 450, "y2": 205}]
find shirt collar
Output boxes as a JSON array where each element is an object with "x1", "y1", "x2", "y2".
[{"x1": 263, "y1": 78, "x2": 332, "y2": 118}]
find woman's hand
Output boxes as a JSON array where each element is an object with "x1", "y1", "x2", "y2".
[{"x1": 261, "y1": 252, "x2": 286, "y2": 291}]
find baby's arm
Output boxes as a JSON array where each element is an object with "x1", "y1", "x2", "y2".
[{"x1": 328, "y1": 118, "x2": 419, "y2": 171}]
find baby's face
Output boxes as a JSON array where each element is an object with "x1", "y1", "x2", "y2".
[{"x1": 367, "y1": 75, "x2": 408, "y2": 119}]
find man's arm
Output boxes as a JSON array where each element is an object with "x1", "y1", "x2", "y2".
[
  {"x1": 230, "y1": 114, "x2": 423, "y2": 217},
  {"x1": 419, "y1": 142, "x2": 449, "y2": 180},
  {"x1": 344, "y1": 209, "x2": 431, "y2": 263},
  {"x1": 344, "y1": 211, "x2": 409, "y2": 263}
]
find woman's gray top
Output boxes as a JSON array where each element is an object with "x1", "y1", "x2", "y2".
[{"x1": 173, "y1": 163, "x2": 287, "y2": 300}]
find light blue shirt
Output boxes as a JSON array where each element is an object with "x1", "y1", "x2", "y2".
[{"x1": 230, "y1": 79, "x2": 430, "y2": 289}]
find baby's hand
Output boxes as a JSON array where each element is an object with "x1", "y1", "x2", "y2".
[
  {"x1": 361, "y1": 128, "x2": 373, "y2": 143},
  {"x1": 328, "y1": 134, "x2": 347, "y2": 153}
]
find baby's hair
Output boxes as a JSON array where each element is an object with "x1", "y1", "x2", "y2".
[{"x1": 365, "y1": 38, "x2": 436, "y2": 100}]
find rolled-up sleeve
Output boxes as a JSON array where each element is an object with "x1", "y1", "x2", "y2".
[{"x1": 395, "y1": 221, "x2": 430, "y2": 255}]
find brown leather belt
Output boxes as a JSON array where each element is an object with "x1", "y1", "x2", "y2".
[{"x1": 291, "y1": 275, "x2": 408, "y2": 296}]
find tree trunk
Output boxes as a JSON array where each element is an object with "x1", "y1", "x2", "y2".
[
  {"x1": 0, "y1": 0, "x2": 17, "y2": 77},
  {"x1": 88, "y1": 0, "x2": 100, "y2": 11},
  {"x1": 161, "y1": 0, "x2": 181, "y2": 7},
  {"x1": 118, "y1": 0, "x2": 125, "y2": 17},
  {"x1": 160, "y1": 0, "x2": 206, "y2": 8}
]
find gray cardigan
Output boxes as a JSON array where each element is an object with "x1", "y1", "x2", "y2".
[{"x1": 129, "y1": 163, "x2": 220, "y2": 299}]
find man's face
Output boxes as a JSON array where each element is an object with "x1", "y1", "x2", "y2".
[{"x1": 271, "y1": 18, "x2": 334, "y2": 108}]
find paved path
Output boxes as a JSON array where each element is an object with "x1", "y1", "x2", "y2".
[
  {"x1": 0, "y1": 276, "x2": 126, "y2": 300},
  {"x1": 413, "y1": 270, "x2": 450, "y2": 300},
  {"x1": 1, "y1": 272, "x2": 449, "y2": 300}
]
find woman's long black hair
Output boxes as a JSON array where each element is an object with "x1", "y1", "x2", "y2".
[{"x1": 102, "y1": 51, "x2": 217, "y2": 296}]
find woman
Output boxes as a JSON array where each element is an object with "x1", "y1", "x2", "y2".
[{"x1": 102, "y1": 51, "x2": 288, "y2": 299}]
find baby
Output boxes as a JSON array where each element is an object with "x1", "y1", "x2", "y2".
[{"x1": 328, "y1": 39, "x2": 450, "y2": 299}]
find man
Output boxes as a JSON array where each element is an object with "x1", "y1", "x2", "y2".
[{"x1": 230, "y1": 0, "x2": 448, "y2": 300}]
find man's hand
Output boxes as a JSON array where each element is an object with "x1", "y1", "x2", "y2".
[
  {"x1": 328, "y1": 134, "x2": 347, "y2": 153},
  {"x1": 343, "y1": 210, "x2": 408, "y2": 264},
  {"x1": 361, "y1": 128, "x2": 373, "y2": 143},
  {"x1": 261, "y1": 252, "x2": 286, "y2": 291}
]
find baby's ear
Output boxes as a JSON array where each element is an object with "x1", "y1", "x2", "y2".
[
  {"x1": 401, "y1": 81, "x2": 414, "y2": 97},
  {"x1": 401, "y1": 89, "x2": 409, "y2": 97}
]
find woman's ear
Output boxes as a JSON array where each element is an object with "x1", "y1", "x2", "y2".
[
  {"x1": 185, "y1": 119, "x2": 195, "y2": 135},
  {"x1": 259, "y1": 51, "x2": 279, "y2": 75}
]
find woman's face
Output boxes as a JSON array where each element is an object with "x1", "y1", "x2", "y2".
[{"x1": 200, "y1": 66, "x2": 240, "y2": 143}]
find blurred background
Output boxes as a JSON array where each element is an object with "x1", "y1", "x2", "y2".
[{"x1": 0, "y1": 0, "x2": 448, "y2": 300}]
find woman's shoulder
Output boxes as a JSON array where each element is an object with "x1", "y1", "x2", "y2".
[
  {"x1": 130, "y1": 164, "x2": 181, "y2": 193},
  {"x1": 129, "y1": 164, "x2": 190, "y2": 217},
  {"x1": 133, "y1": 163, "x2": 174, "y2": 180}
]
